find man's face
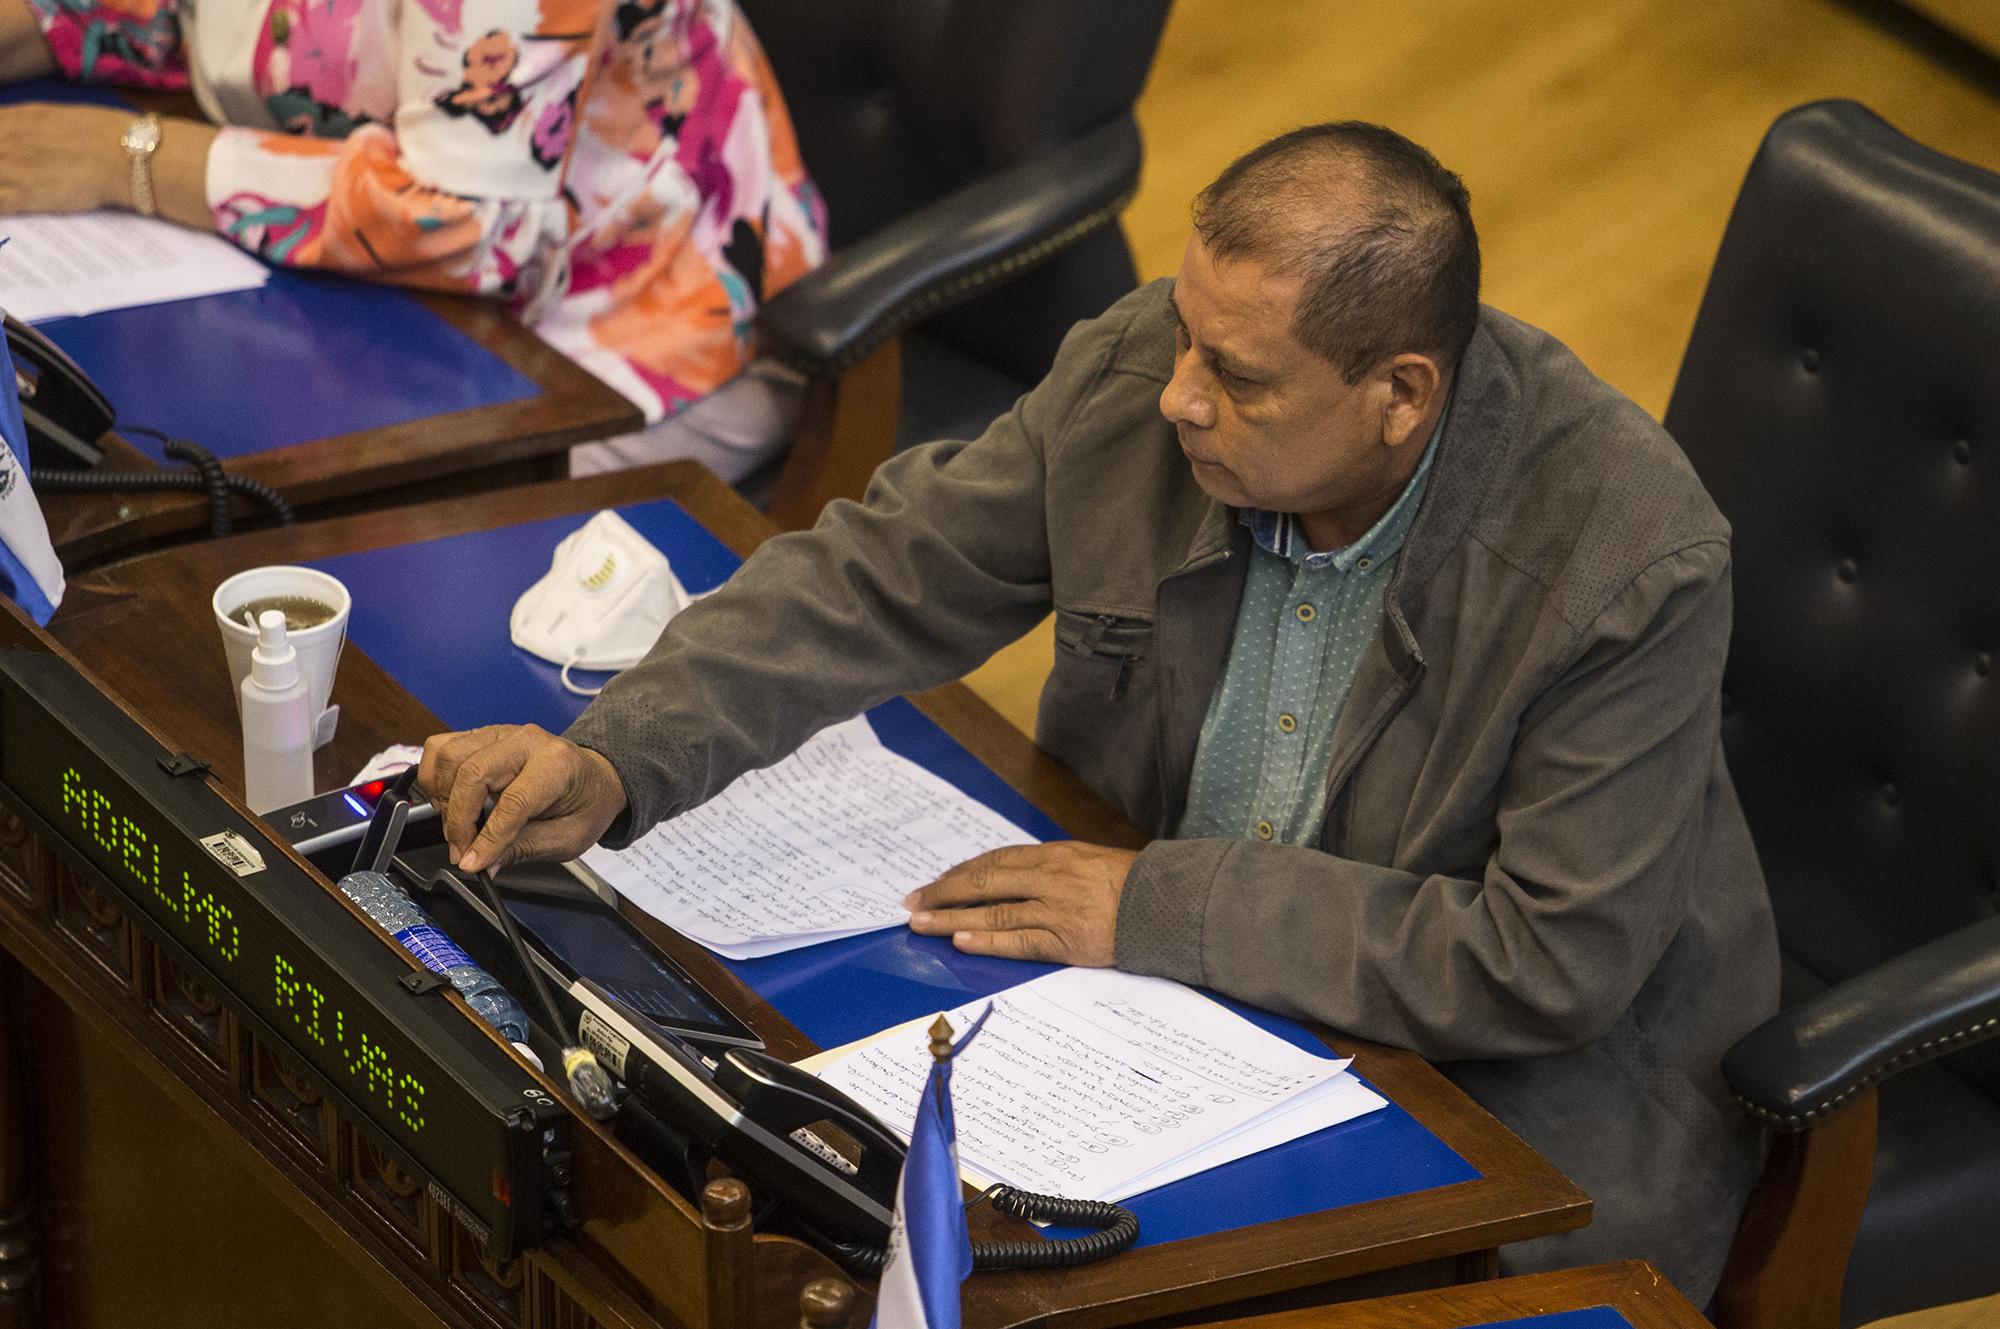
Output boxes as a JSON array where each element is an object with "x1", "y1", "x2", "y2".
[{"x1": 1160, "y1": 235, "x2": 1400, "y2": 528}]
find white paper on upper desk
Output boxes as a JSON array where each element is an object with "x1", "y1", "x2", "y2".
[
  {"x1": 802, "y1": 1014, "x2": 1388, "y2": 1202},
  {"x1": 0, "y1": 212, "x2": 269, "y2": 322},
  {"x1": 581, "y1": 715, "x2": 1037, "y2": 958},
  {"x1": 1100, "y1": 1069, "x2": 1387, "y2": 1202},
  {"x1": 815, "y1": 968, "x2": 1373, "y2": 1203}
]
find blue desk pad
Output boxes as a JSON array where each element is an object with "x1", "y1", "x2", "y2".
[
  {"x1": 1, "y1": 81, "x2": 537, "y2": 462},
  {"x1": 0, "y1": 77, "x2": 125, "y2": 109},
  {"x1": 39, "y1": 272, "x2": 538, "y2": 461},
  {"x1": 1465, "y1": 1310, "x2": 1631, "y2": 1329},
  {"x1": 35, "y1": 268, "x2": 540, "y2": 460},
  {"x1": 311, "y1": 497, "x2": 1480, "y2": 1248}
]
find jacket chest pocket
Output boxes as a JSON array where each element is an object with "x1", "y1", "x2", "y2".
[{"x1": 1051, "y1": 610, "x2": 1153, "y2": 701}]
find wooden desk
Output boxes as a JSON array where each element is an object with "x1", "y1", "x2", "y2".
[
  {"x1": 0, "y1": 462, "x2": 1587, "y2": 1329},
  {"x1": 1199, "y1": 1261, "x2": 1710, "y2": 1329},
  {"x1": 37, "y1": 289, "x2": 640, "y2": 569}
]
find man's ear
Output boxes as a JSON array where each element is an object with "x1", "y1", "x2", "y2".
[{"x1": 1381, "y1": 353, "x2": 1444, "y2": 448}]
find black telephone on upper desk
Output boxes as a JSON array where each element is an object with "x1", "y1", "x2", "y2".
[{"x1": 5, "y1": 313, "x2": 112, "y2": 469}]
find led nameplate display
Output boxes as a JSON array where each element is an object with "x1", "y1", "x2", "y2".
[
  {"x1": 26, "y1": 727, "x2": 435, "y2": 1129},
  {"x1": 0, "y1": 652, "x2": 564, "y2": 1255},
  {"x1": 49, "y1": 768, "x2": 430, "y2": 1128}
]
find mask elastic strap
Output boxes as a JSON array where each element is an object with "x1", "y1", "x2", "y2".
[{"x1": 560, "y1": 653, "x2": 607, "y2": 698}]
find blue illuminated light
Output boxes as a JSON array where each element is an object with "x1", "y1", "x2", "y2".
[{"x1": 342, "y1": 793, "x2": 369, "y2": 818}]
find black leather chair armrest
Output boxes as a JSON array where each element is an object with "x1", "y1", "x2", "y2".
[
  {"x1": 755, "y1": 115, "x2": 1142, "y2": 375},
  {"x1": 1723, "y1": 913, "x2": 2000, "y2": 1129}
]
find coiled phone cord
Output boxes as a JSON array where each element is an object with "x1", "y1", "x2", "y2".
[
  {"x1": 30, "y1": 430, "x2": 294, "y2": 537},
  {"x1": 833, "y1": 1184, "x2": 1139, "y2": 1275}
]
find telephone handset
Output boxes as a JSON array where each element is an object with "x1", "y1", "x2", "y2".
[
  {"x1": 567, "y1": 978, "x2": 905, "y2": 1245},
  {"x1": 4, "y1": 314, "x2": 111, "y2": 469}
]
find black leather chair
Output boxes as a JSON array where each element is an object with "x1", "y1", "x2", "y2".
[
  {"x1": 1663, "y1": 101, "x2": 2000, "y2": 1329},
  {"x1": 735, "y1": 0, "x2": 1172, "y2": 527}
]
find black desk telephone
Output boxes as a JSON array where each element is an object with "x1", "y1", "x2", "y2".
[{"x1": 5, "y1": 313, "x2": 112, "y2": 469}]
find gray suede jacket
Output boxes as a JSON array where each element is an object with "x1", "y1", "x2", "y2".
[{"x1": 566, "y1": 281, "x2": 1780, "y2": 1303}]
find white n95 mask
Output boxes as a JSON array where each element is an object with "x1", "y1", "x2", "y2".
[{"x1": 509, "y1": 511, "x2": 692, "y2": 696}]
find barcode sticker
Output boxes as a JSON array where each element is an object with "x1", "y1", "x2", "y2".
[
  {"x1": 579, "y1": 1010, "x2": 631, "y2": 1080},
  {"x1": 198, "y1": 830, "x2": 266, "y2": 877}
]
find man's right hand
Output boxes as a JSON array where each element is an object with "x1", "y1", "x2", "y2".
[{"x1": 417, "y1": 725, "x2": 629, "y2": 874}]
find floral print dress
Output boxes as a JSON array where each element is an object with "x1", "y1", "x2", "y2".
[{"x1": 28, "y1": 0, "x2": 829, "y2": 425}]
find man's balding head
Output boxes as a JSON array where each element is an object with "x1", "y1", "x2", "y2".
[{"x1": 1193, "y1": 122, "x2": 1481, "y2": 382}]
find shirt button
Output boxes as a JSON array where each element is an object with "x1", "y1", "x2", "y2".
[
  {"x1": 1356, "y1": 556, "x2": 1373, "y2": 571},
  {"x1": 1255, "y1": 819, "x2": 1275, "y2": 840},
  {"x1": 1277, "y1": 713, "x2": 1297, "y2": 733},
  {"x1": 1295, "y1": 603, "x2": 1316, "y2": 623}
]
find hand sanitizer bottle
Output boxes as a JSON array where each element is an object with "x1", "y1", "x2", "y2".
[{"x1": 241, "y1": 609, "x2": 314, "y2": 814}]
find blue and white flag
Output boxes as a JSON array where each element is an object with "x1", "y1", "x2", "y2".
[
  {"x1": 872, "y1": 1007, "x2": 991, "y2": 1329},
  {"x1": 0, "y1": 316, "x2": 63, "y2": 625}
]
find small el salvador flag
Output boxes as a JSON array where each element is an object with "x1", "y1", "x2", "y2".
[
  {"x1": 871, "y1": 1007, "x2": 992, "y2": 1329},
  {"x1": 0, "y1": 306, "x2": 64, "y2": 625}
]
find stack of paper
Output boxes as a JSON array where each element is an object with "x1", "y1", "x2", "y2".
[
  {"x1": 0, "y1": 213, "x2": 269, "y2": 322},
  {"x1": 811, "y1": 967, "x2": 1388, "y2": 1204},
  {"x1": 582, "y1": 715, "x2": 1038, "y2": 958}
]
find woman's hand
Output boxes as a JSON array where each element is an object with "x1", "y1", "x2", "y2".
[
  {"x1": 0, "y1": 103, "x2": 129, "y2": 213},
  {"x1": 0, "y1": 102, "x2": 217, "y2": 226}
]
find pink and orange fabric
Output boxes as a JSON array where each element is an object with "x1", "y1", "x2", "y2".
[{"x1": 29, "y1": 0, "x2": 828, "y2": 424}]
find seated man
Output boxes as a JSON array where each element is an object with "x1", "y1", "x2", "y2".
[{"x1": 422, "y1": 122, "x2": 1780, "y2": 1302}]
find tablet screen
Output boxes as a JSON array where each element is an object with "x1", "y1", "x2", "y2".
[{"x1": 498, "y1": 887, "x2": 762, "y2": 1050}]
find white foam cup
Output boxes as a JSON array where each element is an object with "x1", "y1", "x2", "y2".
[{"x1": 213, "y1": 565, "x2": 351, "y2": 749}]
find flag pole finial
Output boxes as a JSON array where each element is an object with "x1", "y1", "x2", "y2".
[{"x1": 928, "y1": 1015, "x2": 955, "y2": 1062}]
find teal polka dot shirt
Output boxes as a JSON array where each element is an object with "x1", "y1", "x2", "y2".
[{"x1": 1177, "y1": 425, "x2": 1441, "y2": 847}]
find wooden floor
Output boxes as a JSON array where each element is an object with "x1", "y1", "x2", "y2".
[{"x1": 961, "y1": 0, "x2": 2000, "y2": 735}]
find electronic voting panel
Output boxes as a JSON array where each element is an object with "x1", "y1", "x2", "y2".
[{"x1": 0, "y1": 646, "x2": 572, "y2": 1258}]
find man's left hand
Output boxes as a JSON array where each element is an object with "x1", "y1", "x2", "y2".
[{"x1": 904, "y1": 842, "x2": 1140, "y2": 966}]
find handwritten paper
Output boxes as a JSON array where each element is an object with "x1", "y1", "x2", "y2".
[
  {"x1": 814, "y1": 968, "x2": 1386, "y2": 1202},
  {"x1": 582, "y1": 715, "x2": 1037, "y2": 958},
  {"x1": 1104, "y1": 1070, "x2": 1388, "y2": 1201},
  {"x1": 0, "y1": 213, "x2": 269, "y2": 322}
]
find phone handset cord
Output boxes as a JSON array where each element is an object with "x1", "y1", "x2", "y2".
[
  {"x1": 28, "y1": 430, "x2": 293, "y2": 536},
  {"x1": 833, "y1": 1184, "x2": 1139, "y2": 1274}
]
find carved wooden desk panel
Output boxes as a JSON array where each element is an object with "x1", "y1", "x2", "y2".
[{"x1": 0, "y1": 462, "x2": 1588, "y2": 1329}]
